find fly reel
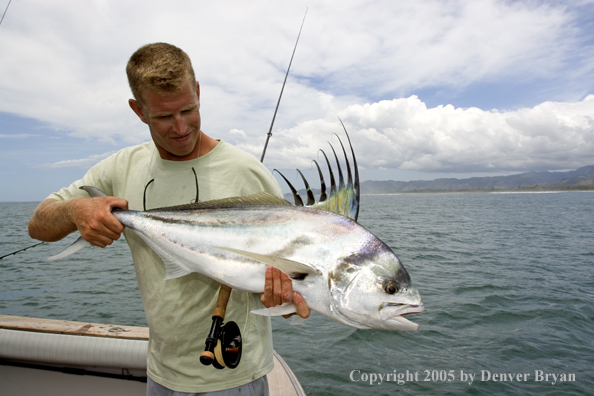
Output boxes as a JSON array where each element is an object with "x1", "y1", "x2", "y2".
[{"x1": 200, "y1": 285, "x2": 242, "y2": 369}]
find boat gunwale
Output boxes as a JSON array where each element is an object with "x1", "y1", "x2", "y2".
[{"x1": 0, "y1": 314, "x2": 149, "y2": 340}]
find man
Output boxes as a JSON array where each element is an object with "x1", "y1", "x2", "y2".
[{"x1": 28, "y1": 42, "x2": 309, "y2": 395}]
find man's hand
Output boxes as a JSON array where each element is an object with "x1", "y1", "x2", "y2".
[
  {"x1": 29, "y1": 197, "x2": 128, "y2": 247},
  {"x1": 260, "y1": 266, "x2": 310, "y2": 319},
  {"x1": 69, "y1": 197, "x2": 128, "y2": 247}
]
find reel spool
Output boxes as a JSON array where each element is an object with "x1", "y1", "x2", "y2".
[
  {"x1": 211, "y1": 321, "x2": 242, "y2": 369},
  {"x1": 200, "y1": 285, "x2": 242, "y2": 369}
]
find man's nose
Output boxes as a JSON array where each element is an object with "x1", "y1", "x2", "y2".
[{"x1": 172, "y1": 114, "x2": 186, "y2": 135}]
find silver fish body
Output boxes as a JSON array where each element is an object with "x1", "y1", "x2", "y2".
[{"x1": 111, "y1": 192, "x2": 424, "y2": 331}]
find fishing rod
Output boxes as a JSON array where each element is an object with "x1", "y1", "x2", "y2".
[
  {"x1": 260, "y1": 8, "x2": 307, "y2": 163},
  {"x1": 0, "y1": 242, "x2": 45, "y2": 260},
  {"x1": 0, "y1": 3, "x2": 43, "y2": 260},
  {"x1": 0, "y1": 0, "x2": 12, "y2": 28},
  {"x1": 201, "y1": 10, "x2": 308, "y2": 370}
]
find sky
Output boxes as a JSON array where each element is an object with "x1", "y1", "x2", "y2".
[{"x1": 0, "y1": 0, "x2": 593, "y2": 202}]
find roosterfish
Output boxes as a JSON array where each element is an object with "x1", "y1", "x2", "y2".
[{"x1": 49, "y1": 127, "x2": 424, "y2": 331}]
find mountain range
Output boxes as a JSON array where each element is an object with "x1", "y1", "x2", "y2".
[
  {"x1": 285, "y1": 166, "x2": 594, "y2": 197},
  {"x1": 360, "y1": 165, "x2": 594, "y2": 193}
]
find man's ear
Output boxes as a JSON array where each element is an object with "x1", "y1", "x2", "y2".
[
  {"x1": 129, "y1": 99, "x2": 147, "y2": 124},
  {"x1": 196, "y1": 81, "x2": 200, "y2": 101}
]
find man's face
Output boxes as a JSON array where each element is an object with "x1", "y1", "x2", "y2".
[{"x1": 130, "y1": 81, "x2": 202, "y2": 161}]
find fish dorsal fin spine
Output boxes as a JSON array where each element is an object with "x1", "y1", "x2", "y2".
[
  {"x1": 146, "y1": 192, "x2": 290, "y2": 212},
  {"x1": 274, "y1": 125, "x2": 360, "y2": 221}
]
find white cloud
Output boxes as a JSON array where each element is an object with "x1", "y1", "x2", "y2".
[
  {"x1": 0, "y1": 133, "x2": 38, "y2": 138},
  {"x1": 292, "y1": 0, "x2": 582, "y2": 97},
  {"x1": 38, "y1": 151, "x2": 117, "y2": 169},
  {"x1": 246, "y1": 95, "x2": 594, "y2": 173},
  {"x1": 0, "y1": 0, "x2": 592, "y2": 178}
]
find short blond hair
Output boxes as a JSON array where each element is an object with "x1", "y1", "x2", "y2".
[{"x1": 126, "y1": 43, "x2": 196, "y2": 104}]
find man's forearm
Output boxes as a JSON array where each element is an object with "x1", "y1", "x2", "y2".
[
  {"x1": 28, "y1": 198, "x2": 79, "y2": 242},
  {"x1": 29, "y1": 195, "x2": 128, "y2": 247}
]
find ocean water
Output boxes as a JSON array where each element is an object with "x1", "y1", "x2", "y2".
[{"x1": 1, "y1": 192, "x2": 593, "y2": 395}]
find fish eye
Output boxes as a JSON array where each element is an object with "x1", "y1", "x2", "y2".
[{"x1": 385, "y1": 283, "x2": 398, "y2": 294}]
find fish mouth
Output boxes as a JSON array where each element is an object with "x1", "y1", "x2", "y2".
[{"x1": 379, "y1": 303, "x2": 425, "y2": 331}]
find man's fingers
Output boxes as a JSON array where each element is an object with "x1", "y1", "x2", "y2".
[
  {"x1": 81, "y1": 224, "x2": 118, "y2": 248},
  {"x1": 280, "y1": 272, "x2": 293, "y2": 303},
  {"x1": 103, "y1": 216, "x2": 124, "y2": 237},
  {"x1": 100, "y1": 198, "x2": 127, "y2": 235},
  {"x1": 293, "y1": 292, "x2": 310, "y2": 319},
  {"x1": 260, "y1": 266, "x2": 274, "y2": 308},
  {"x1": 261, "y1": 267, "x2": 294, "y2": 307},
  {"x1": 82, "y1": 213, "x2": 122, "y2": 246},
  {"x1": 281, "y1": 293, "x2": 310, "y2": 319},
  {"x1": 259, "y1": 267, "x2": 310, "y2": 321},
  {"x1": 272, "y1": 267, "x2": 283, "y2": 306},
  {"x1": 110, "y1": 198, "x2": 129, "y2": 212}
]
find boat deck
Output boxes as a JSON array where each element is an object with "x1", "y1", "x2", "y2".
[{"x1": 0, "y1": 314, "x2": 305, "y2": 396}]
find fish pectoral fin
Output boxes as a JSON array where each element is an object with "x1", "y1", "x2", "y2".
[
  {"x1": 213, "y1": 246, "x2": 321, "y2": 279},
  {"x1": 140, "y1": 237, "x2": 192, "y2": 280},
  {"x1": 163, "y1": 256, "x2": 192, "y2": 280},
  {"x1": 251, "y1": 304, "x2": 306, "y2": 325},
  {"x1": 48, "y1": 236, "x2": 91, "y2": 261},
  {"x1": 157, "y1": 249, "x2": 192, "y2": 279},
  {"x1": 251, "y1": 302, "x2": 297, "y2": 317}
]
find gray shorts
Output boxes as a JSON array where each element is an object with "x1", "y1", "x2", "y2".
[{"x1": 147, "y1": 375, "x2": 269, "y2": 396}]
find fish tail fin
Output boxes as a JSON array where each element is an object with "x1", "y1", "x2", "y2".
[
  {"x1": 47, "y1": 236, "x2": 91, "y2": 261},
  {"x1": 79, "y1": 186, "x2": 108, "y2": 198}
]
